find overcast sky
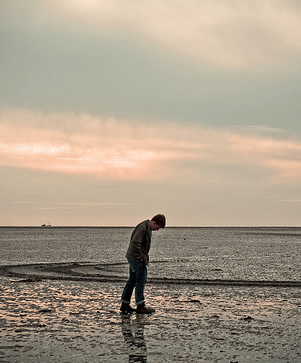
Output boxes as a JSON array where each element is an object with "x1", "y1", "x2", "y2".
[{"x1": 1, "y1": 0, "x2": 301, "y2": 226}]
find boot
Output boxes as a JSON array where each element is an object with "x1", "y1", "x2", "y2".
[
  {"x1": 120, "y1": 303, "x2": 136, "y2": 313},
  {"x1": 136, "y1": 303, "x2": 155, "y2": 314}
]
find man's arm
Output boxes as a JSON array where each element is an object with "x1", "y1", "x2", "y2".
[{"x1": 130, "y1": 226, "x2": 146, "y2": 261}]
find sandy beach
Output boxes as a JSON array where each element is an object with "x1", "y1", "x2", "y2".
[{"x1": 1, "y1": 264, "x2": 300, "y2": 362}]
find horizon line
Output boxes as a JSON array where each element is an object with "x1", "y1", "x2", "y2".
[{"x1": 0, "y1": 225, "x2": 300, "y2": 228}]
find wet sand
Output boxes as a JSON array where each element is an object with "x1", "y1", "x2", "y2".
[{"x1": 1, "y1": 264, "x2": 301, "y2": 362}]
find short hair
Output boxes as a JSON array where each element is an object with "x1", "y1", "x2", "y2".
[{"x1": 151, "y1": 214, "x2": 166, "y2": 228}]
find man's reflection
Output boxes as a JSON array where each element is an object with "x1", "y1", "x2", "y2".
[{"x1": 121, "y1": 313, "x2": 147, "y2": 362}]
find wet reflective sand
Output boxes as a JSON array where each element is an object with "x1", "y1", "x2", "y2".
[{"x1": 1, "y1": 275, "x2": 300, "y2": 362}]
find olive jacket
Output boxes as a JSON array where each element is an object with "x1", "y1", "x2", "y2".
[{"x1": 125, "y1": 220, "x2": 152, "y2": 265}]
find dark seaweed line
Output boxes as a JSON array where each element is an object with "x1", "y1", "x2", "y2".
[
  {"x1": 148, "y1": 278, "x2": 301, "y2": 288},
  {"x1": 1, "y1": 267, "x2": 300, "y2": 288},
  {"x1": 10, "y1": 276, "x2": 301, "y2": 287}
]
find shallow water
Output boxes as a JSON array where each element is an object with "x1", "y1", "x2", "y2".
[{"x1": 0, "y1": 278, "x2": 300, "y2": 362}]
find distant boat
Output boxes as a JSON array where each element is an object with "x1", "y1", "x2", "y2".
[{"x1": 41, "y1": 222, "x2": 52, "y2": 227}]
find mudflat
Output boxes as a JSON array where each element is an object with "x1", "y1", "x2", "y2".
[{"x1": 1, "y1": 276, "x2": 300, "y2": 362}]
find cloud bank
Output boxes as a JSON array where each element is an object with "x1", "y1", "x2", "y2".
[{"x1": 1, "y1": 109, "x2": 301, "y2": 184}]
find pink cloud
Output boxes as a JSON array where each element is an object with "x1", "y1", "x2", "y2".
[{"x1": 1, "y1": 109, "x2": 301, "y2": 183}]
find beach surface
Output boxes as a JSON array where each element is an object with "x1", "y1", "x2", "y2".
[{"x1": 1, "y1": 264, "x2": 300, "y2": 362}]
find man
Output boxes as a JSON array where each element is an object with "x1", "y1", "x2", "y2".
[{"x1": 120, "y1": 214, "x2": 166, "y2": 314}]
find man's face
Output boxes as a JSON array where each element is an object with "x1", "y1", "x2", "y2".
[{"x1": 151, "y1": 222, "x2": 162, "y2": 231}]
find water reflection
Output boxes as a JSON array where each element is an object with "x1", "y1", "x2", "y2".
[{"x1": 121, "y1": 313, "x2": 147, "y2": 362}]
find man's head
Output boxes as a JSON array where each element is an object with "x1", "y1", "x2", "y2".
[{"x1": 149, "y1": 214, "x2": 166, "y2": 231}]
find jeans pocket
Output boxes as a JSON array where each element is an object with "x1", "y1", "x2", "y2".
[{"x1": 128, "y1": 258, "x2": 143, "y2": 273}]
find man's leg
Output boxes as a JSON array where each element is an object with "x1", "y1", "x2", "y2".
[
  {"x1": 135, "y1": 261, "x2": 147, "y2": 306},
  {"x1": 120, "y1": 261, "x2": 137, "y2": 312},
  {"x1": 121, "y1": 263, "x2": 136, "y2": 303},
  {"x1": 135, "y1": 262, "x2": 155, "y2": 314}
]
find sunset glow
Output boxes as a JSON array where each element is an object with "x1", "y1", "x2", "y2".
[{"x1": 1, "y1": 109, "x2": 300, "y2": 184}]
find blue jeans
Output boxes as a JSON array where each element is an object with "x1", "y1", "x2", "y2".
[{"x1": 121, "y1": 258, "x2": 147, "y2": 306}]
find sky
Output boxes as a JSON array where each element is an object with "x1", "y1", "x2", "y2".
[{"x1": 1, "y1": 0, "x2": 301, "y2": 227}]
